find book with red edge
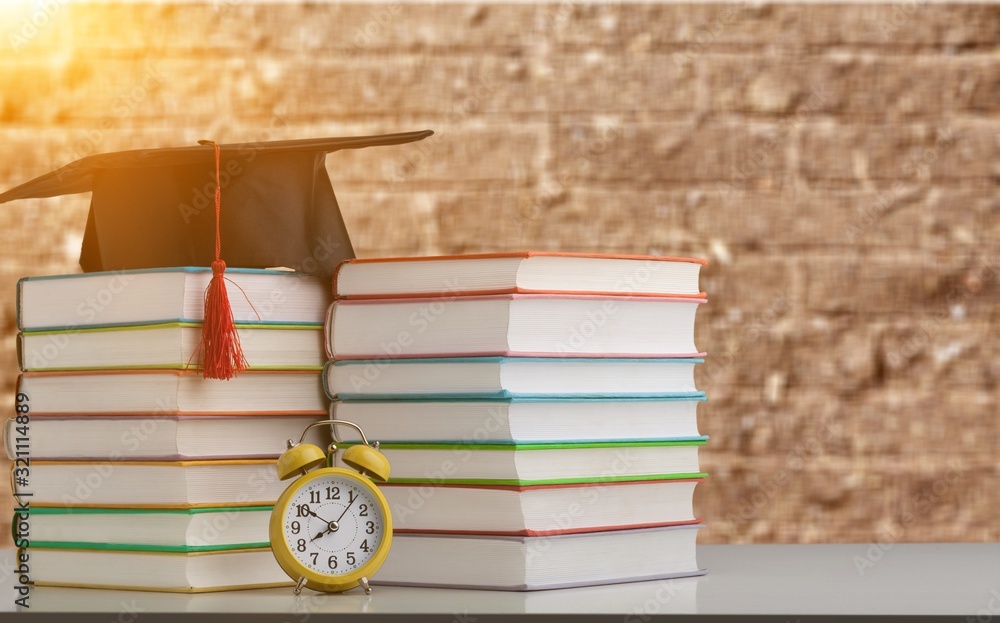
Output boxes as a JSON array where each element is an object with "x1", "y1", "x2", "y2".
[{"x1": 333, "y1": 251, "x2": 706, "y2": 299}]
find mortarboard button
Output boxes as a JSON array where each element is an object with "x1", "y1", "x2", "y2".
[{"x1": 0, "y1": 130, "x2": 434, "y2": 280}]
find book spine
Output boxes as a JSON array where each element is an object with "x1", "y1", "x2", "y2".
[
  {"x1": 331, "y1": 258, "x2": 349, "y2": 299},
  {"x1": 3, "y1": 418, "x2": 16, "y2": 461},
  {"x1": 324, "y1": 303, "x2": 336, "y2": 360},
  {"x1": 15, "y1": 278, "x2": 25, "y2": 331},
  {"x1": 15, "y1": 334, "x2": 24, "y2": 373},
  {"x1": 321, "y1": 360, "x2": 337, "y2": 401}
]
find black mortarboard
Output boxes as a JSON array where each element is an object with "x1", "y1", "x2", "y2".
[{"x1": 0, "y1": 130, "x2": 433, "y2": 280}]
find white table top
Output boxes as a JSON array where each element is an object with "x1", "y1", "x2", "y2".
[{"x1": 4, "y1": 543, "x2": 997, "y2": 616}]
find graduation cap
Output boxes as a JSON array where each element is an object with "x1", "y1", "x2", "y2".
[
  {"x1": 0, "y1": 130, "x2": 433, "y2": 278},
  {"x1": 0, "y1": 130, "x2": 433, "y2": 379}
]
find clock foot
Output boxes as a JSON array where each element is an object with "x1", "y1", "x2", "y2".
[
  {"x1": 360, "y1": 576, "x2": 372, "y2": 595},
  {"x1": 294, "y1": 576, "x2": 307, "y2": 595}
]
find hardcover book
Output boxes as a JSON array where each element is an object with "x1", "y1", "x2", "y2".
[
  {"x1": 353, "y1": 440, "x2": 706, "y2": 486},
  {"x1": 382, "y1": 479, "x2": 702, "y2": 536},
  {"x1": 17, "y1": 267, "x2": 331, "y2": 331},
  {"x1": 20, "y1": 459, "x2": 287, "y2": 507},
  {"x1": 17, "y1": 370, "x2": 327, "y2": 415},
  {"x1": 18, "y1": 322, "x2": 324, "y2": 372},
  {"x1": 4, "y1": 415, "x2": 327, "y2": 460},
  {"x1": 375, "y1": 525, "x2": 703, "y2": 590},
  {"x1": 29, "y1": 547, "x2": 291, "y2": 592},
  {"x1": 28, "y1": 506, "x2": 273, "y2": 552},
  {"x1": 325, "y1": 356, "x2": 703, "y2": 400},
  {"x1": 327, "y1": 294, "x2": 705, "y2": 359},
  {"x1": 333, "y1": 252, "x2": 706, "y2": 299},
  {"x1": 332, "y1": 396, "x2": 704, "y2": 443}
]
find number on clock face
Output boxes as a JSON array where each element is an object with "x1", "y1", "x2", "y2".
[{"x1": 283, "y1": 474, "x2": 384, "y2": 575}]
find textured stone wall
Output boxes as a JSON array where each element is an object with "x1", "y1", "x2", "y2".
[{"x1": 1, "y1": 2, "x2": 997, "y2": 546}]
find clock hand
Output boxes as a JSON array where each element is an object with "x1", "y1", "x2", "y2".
[
  {"x1": 310, "y1": 520, "x2": 341, "y2": 542},
  {"x1": 309, "y1": 497, "x2": 357, "y2": 542},
  {"x1": 302, "y1": 506, "x2": 336, "y2": 524},
  {"x1": 335, "y1": 493, "x2": 357, "y2": 523}
]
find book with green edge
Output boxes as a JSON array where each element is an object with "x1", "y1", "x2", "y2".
[
  {"x1": 19, "y1": 459, "x2": 287, "y2": 507},
  {"x1": 24, "y1": 506, "x2": 274, "y2": 553},
  {"x1": 18, "y1": 321, "x2": 324, "y2": 372},
  {"x1": 341, "y1": 439, "x2": 706, "y2": 486}
]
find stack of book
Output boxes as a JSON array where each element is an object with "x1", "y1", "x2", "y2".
[
  {"x1": 325, "y1": 252, "x2": 709, "y2": 590},
  {"x1": 10, "y1": 267, "x2": 332, "y2": 592}
]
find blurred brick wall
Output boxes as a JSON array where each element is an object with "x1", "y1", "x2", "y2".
[{"x1": 0, "y1": 2, "x2": 997, "y2": 546}]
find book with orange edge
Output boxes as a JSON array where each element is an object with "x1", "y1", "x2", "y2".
[
  {"x1": 380, "y1": 478, "x2": 704, "y2": 536},
  {"x1": 19, "y1": 459, "x2": 286, "y2": 508},
  {"x1": 333, "y1": 251, "x2": 706, "y2": 299}
]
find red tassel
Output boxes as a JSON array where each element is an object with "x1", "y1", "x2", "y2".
[
  {"x1": 202, "y1": 259, "x2": 248, "y2": 379},
  {"x1": 198, "y1": 141, "x2": 247, "y2": 380}
]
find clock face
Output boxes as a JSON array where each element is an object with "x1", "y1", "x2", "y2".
[{"x1": 280, "y1": 472, "x2": 387, "y2": 577}]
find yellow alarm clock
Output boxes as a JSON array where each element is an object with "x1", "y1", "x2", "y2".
[{"x1": 269, "y1": 419, "x2": 392, "y2": 595}]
